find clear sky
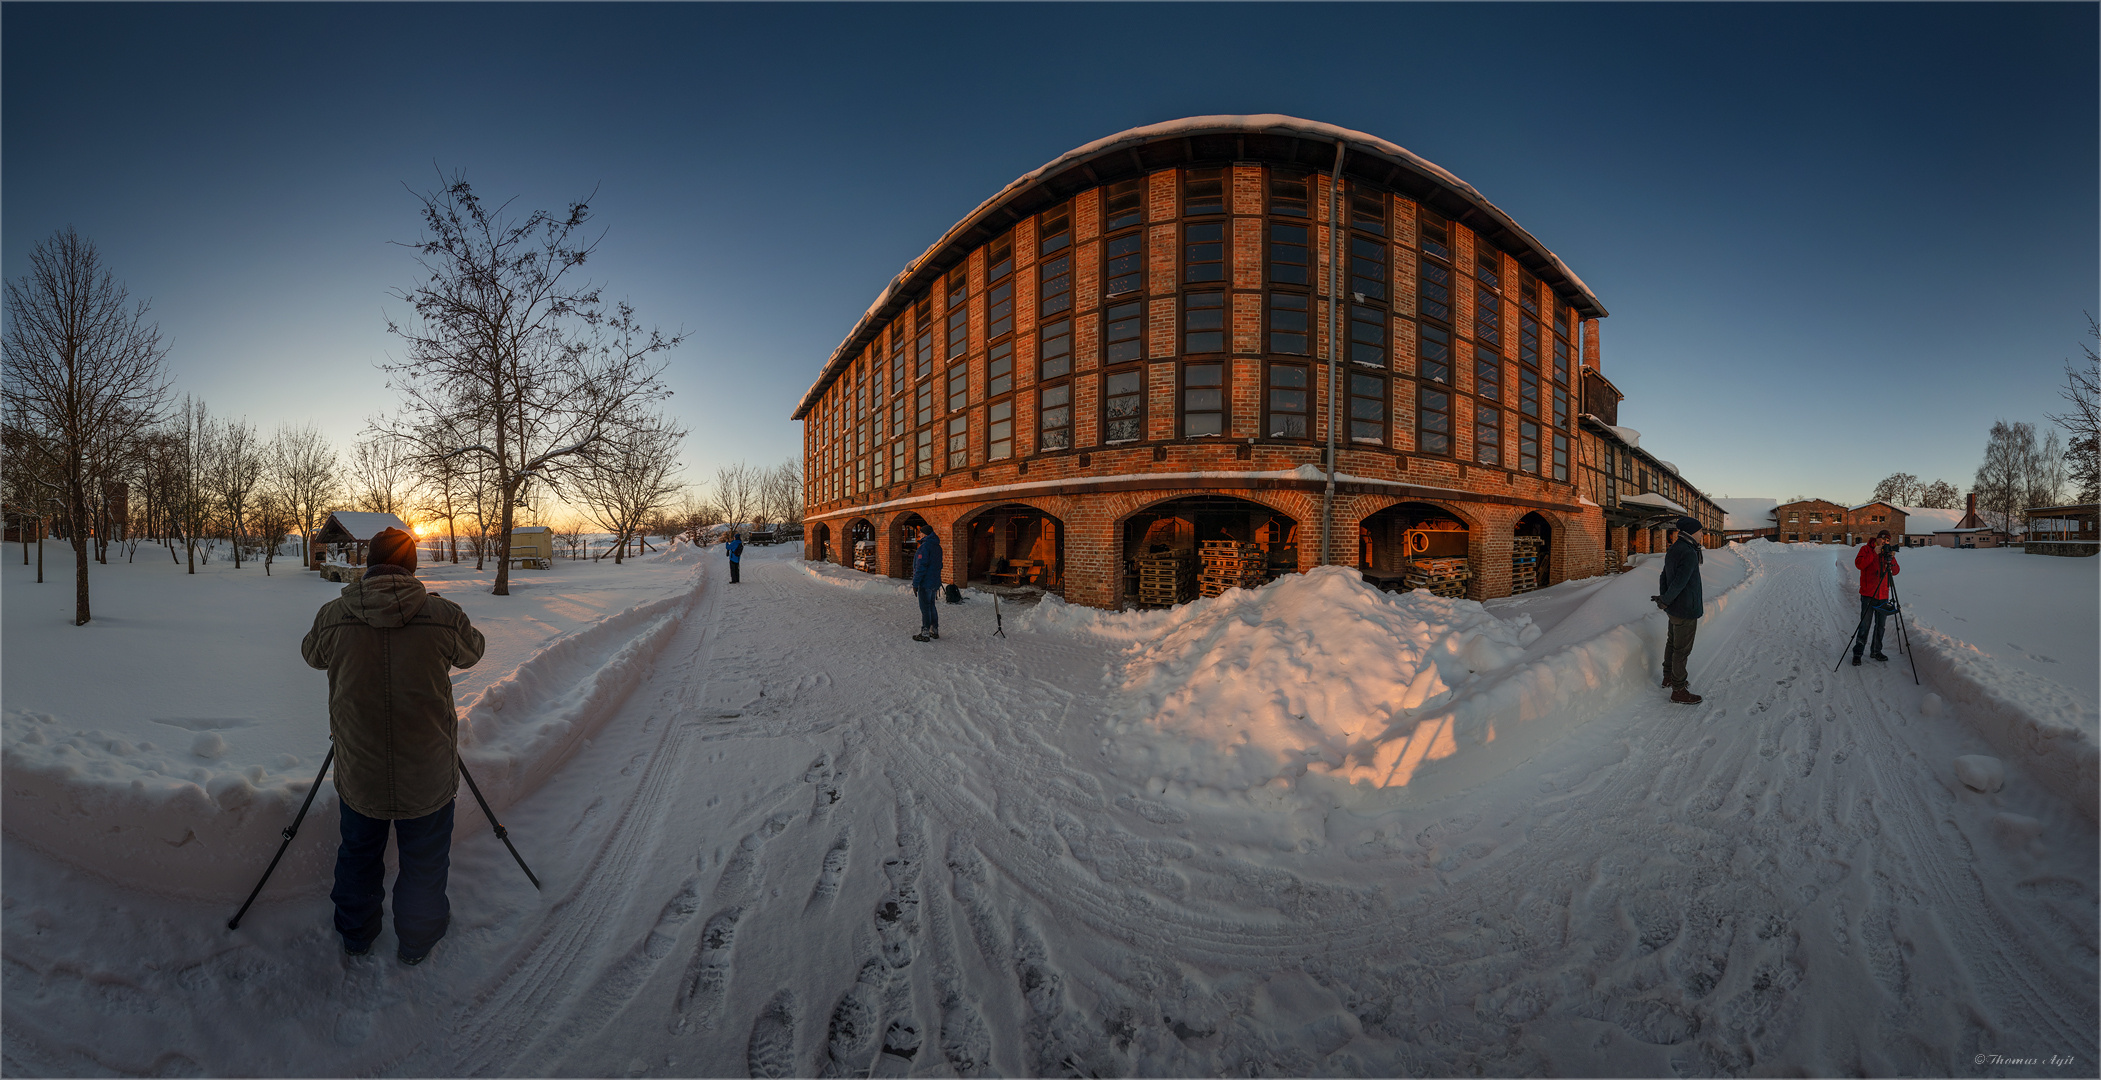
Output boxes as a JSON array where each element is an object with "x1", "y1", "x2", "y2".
[{"x1": 5, "y1": 3, "x2": 2094, "y2": 508}]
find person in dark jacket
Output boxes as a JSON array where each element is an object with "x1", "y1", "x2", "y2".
[
  {"x1": 1851, "y1": 529, "x2": 1900, "y2": 665},
  {"x1": 1652, "y1": 516, "x2": 1706, "y2": 704},
  {"x1": 301, "y1": 526, "x2": 485, "y2": 964},
  {"x1": 725, "y1": 530, "x2": 743, "y2": 584},
  {"x1": 911, "y1": 524, "x2": 943, "y2": 642}
]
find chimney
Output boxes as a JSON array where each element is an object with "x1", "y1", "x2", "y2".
[
  {"x1": 1582, "y1": 319, "x2": 1601, "y2": 372},
  {"x1": 1966, "y1": 492, "x2": 1977, "y2": 521}
]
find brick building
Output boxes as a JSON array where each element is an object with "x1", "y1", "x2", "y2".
[{"x1": 793, "y1": 116, "x2": 1721, "y2": 608}]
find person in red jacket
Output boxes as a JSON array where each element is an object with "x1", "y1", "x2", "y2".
[{"x1": 1851, "y1": 529, "x2": 1900, "y2": 666}]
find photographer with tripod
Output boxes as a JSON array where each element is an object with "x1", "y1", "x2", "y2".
[{"x1": 1850, "y1": 529, "x2": 1901, "y2": 666}]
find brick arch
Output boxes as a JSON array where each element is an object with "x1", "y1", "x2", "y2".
[
  {"x1": 806, "y1": 521, "x2": 831, "y2": 563},
  {"x1": 954, "y1": 499, "x2": 1068, "y2": 592}
]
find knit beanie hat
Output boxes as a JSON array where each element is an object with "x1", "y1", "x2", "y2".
[
  {"x1": 1675, "y1": 515, "x2": 1703, "y2": 535},
  {"x1": 368, "y1": 527, "x2": 418, "y2": 572}
]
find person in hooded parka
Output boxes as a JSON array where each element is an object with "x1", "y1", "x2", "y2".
[{"x1": 301, "y1": 526, "x2": 485, "y2": 964}]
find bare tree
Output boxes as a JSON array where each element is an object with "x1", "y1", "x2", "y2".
[
  {"x1": 1869, "y1": 472, "x2": 1920, "y2": 506},
  {"x1": 2033, "y1": 430, "x2": 2068, "y2": 508},
  {"x1": 171, "y1": 397, "x2": 215, "y2": 573},
  {"x1": 381, "y1": 172, "x2": 680, "y2": 595},
  {"x1": 573, "y1": 414, "x2": 686, "y2": 564},
  {"x1": 268, "y1": 422, "x2": 339, "y2": 565},
  {"x1": 712, "y1": 460, "x2": 758, "y2": 534},
  {"x1": 1917, "y1": 479, "x2": 1961, "y2": 509},
  {"x1": 2, "y1": 229, "x2": 171, "y2": 623},
  {"x1": 2046, "y1": 314, "x2": 2100, "y2": 502},
  {"x1": 348, "y1": 432, "x2": 413, "y2": 516},
  {"x1": 209, "y1": 415, "x2": 264, "y2": 568},
  {"x1": 1972, "y1": 419, "x2": 2037, "y2": 534}
]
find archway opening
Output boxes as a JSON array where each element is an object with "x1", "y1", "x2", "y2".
[
  {"x1": 965, "y1": 504, "x2": 1064, "y2": 594},
  {"x1": 1513, "y1": 511, "x2": 1552, "y2": 593},
  {"x1": 1358, "y1": 502, "x2": 1470, "y2": 597},
  {"x1": 890, "y1": 513, "x2": 930, "y2": 579},
  {"x1": 1121, "y1": 495, "x2": 1298, "y2": 607},
  {"x1": 808, "y1": 522, "x2": 831, "y2": 563},
  {"x1": 847, "y1": 518, "x2": 875, "y2": 573}
]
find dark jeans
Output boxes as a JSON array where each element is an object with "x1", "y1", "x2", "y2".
[
  {"x1": 333, "y1": 799, "x2": 454, "y2": 955},
  {"x1": 729, "y1": 559, "x2": 740, "y2": 584},
  {"x1": 916, "y1": 583, "x2": 939, "y2": 632},
  {"x1": 1663, "y1": 614, "x2": 1699, "y2": 689},
  {"x1": 1853, "y1": 594, "x2": 1890, "y2": 657}
]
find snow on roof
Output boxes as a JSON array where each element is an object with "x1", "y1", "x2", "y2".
[
  {"x1": 1897, "y1": 506, "x2": 1965, "y2": 534},
  {"x1": 1657, "y1": 460, "x2": 1679, "y2": 475},
  {"x1": 796, "y1": 115, "x2": 1608, "y2": 418},
  {"x1": 315, "y1": 511, "x2": 409, "y2": 542},
  {"x1": 1713, "y1": 497, "x2": 1778, "y2": 531},
  {"x1": 1610, "y1": 426, "x2": 1642, "y2": 449},
  {"x1": 1848, "y1": 500, "x2": 1903, "y2": 512},
  {"x1": 511, "y1": 526, "x2": 551, "y2": 534},
  {"x1": 1621, "y1": 492, "x2": 1688, "y2": 514}
]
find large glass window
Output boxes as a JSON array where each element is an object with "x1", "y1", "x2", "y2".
[
  {"x1": 1104, "y1": 369, "x2": 1144, "y2": 442},
  {"x1": 1351, "y1": 189, "x2": 1386, "y2": 236},
  {"x1": 1519, "y1": 367, "x2": 1540, "y2": 418},
  {"x1": 1475, "y1": 403, "x2": 1501, "y2": 466},
  {"x1": 947, "y1": 415, "x2": 968, "y2": 469},
  {"x1": 987, "y1": 278, "x2": 1014, "y2": 340},
  {"x1": 1553, "y1": 384, "x2": 1569, "y2": 430},
  {"x1": 1105, "y1": 231, "x2": 1143, "y2": 299},
  {"x1": 1419, "y1": 257, "x2": 1451, "y2": 324},
  {"x1": 890, "y1": 329, "x2": 906, "y2": 394},
  {"x1": 1519, "y1": 313, "x2": 1540, "y2": 367},
  {"x1": 946, "y1": 267, "x2": 969, "y2": 359},
  {"x1": 1349, "y1": 235, "x2": 1386, "y2": 302},
  {"x1": 1182, "y1": 362, "x2": 1224, "y2": 436},
  {"x1": 947, "y1": 366, "x2": 968, "y2": 413},
  {"x1": 1039, "y1": 383, "x2": 1072, "y2": 450},
  {"x1": 1267, "y1": 363, "x2": 1309, "y2": 438},
  {"x1": 1040, "y1": 203, "x2": 1071, "y2": 255},
  {"x1": 1418, "y1": 385, "x2": 1451, "y2": 455},
  {"x1": 1184, "y1": 222, "x2": 1225, "y2": 284},
  {"x1": 988, "y1": 340, "x2": 1013, "y2": 397},
  {"x1": 1269, "y1": 223, "x2": 1309, "y2": 285},
  {"x1": 1420, "y1": 325, "x2": 1451, "y2": 384},
  {"x1": 914, "y1": 297, "x2": 933, "y2": 380},
  {"x1": 1474, "y1": 245, "x2": 1500, "y2": 290},
  {"x1": 891, "y1": 439, "x2": 905, "y2": 484},
  {"x1": 1552, "y1": 432, "x2": 1568, "y2": 481},
  {"x1": 916, "y1": 428, "x2": 933, "y2": 476},
  {"x1": 1553, "y1": 335, "x2": 1572, "y2": 385},
  {"x1": 987, "y1": 233, "x2": 1014, "y2": 284},
  {"x1": 915, "y1": 383, "x2": 932, "y2": 426},
  {"x1": 1040, "y1": 318, "x2": 1072, "y2": 379},
  {"x1": 1184, "y1": 293, "x2": 1225, "y2": 354},
  {"x1": 1474, "y1": 343, "x2": 1501, "y2": 403},
  {"x1": 1420, "y1": 210, "x2": 1452, "y2": 262},
  {"x1": 1519, "y1": 420, "x2": 1540, "y2": 474},
  {"x1": 1269, "y1": 292, "x2": 1309, "y2": 355},
  {"x1": 1350, "y1": 371, "x2": 1386, "y2": 443},
  {"x1": 987, "y1": 400, "x2": 1012, "y2": 461},
  {"x1": 1349, "y1": 304, "x2": 1385, "y2": 366},
  {"x1": 1105, "y1": 178, "x2": 1144, "y2": 231},
  {"x1": 1040, "y1": 250, "x2": 1071, "y2": 316},
  {"x1": 1105, "y1": 300, "x2": 1143, "y2": 364},
  {"x1": 1518, "y1": 271, "x2": 1540, "y2": 316},
  {"x1": 1183, "y1": 167, "x2": 1225, "y2": 217},
  {"x1": 1474, "y1": 284, "x2": 1500, "y2": 347},
  {"x1": 1269, "y1": 170, "x2": 1309, "y2": 217}
]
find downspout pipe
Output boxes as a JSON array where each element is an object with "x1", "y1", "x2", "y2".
[{"x1": 1321, "y1": 140, "x2": 1346, "y2": 566}]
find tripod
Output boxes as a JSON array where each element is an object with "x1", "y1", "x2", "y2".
[{"x1": 1832, "y1": 543, "x2": 1921, "y2": 684}]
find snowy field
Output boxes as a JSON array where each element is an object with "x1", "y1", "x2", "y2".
[{"x1": 2, "y1": 539, "x2": 2095, "y2": 1077}]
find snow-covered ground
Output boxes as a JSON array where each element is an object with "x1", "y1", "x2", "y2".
[{"x1": 3, "y1": 540, "x2": 2094, "y2": 1076}]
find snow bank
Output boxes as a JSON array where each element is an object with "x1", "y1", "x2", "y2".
[
  {"x1": 796, "y1": 558, "x2": 913, "y2": 596},
  {"x1": 1024, "y1": 548, "x2": 1761, "y2": 811},
  {"x1": 2, "y1": 549, "x2": 705, "y2": 899}
]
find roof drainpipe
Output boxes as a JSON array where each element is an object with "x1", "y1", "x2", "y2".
[{"x1": 1321, "y1": 140, "x2": 1346, "y2": 567}]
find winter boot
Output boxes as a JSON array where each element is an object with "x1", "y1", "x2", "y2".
[
  {"x1": 343, "y1": 939, "x2": 372, "y2": 958},
  {"x1": 912, "y1": 631, "x2": 932, "y2": 643},
  {"x1": 1669, "y1": 687, "x2": 1704, "y2": 705},
  {"x1": 1870, "y1": 652, "x2": 1889, "y2": 662},
  {"x1": 928, "y1": 630, "x2": 939, "y2": 640},
  {"x1": 1851, "y1": 654, "x2": 1862, "y2": 666}
]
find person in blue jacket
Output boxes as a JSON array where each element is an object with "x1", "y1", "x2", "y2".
[
  {"x1": 725, "y1": 530, "x2": 743, "y2": 584},
  {"x1": 1651, "y1": 516, "x2": 1706, "y2": 704},
  {"x1": 910, "y1": 523, "x2": 943, "y2": 642}
]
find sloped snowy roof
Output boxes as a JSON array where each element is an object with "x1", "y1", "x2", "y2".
[
  {"x1": 314, "y1": 511, "x2": 409, "y2": 543},
  {"x1": 1622, "y1": 492, "x2": 1688, "y2": 514},
  {"x1": 795, "y1": 115, "x2": 1610, "y2": 418},
  {"x1": 1898, "y1": 506, "x2": 1966, "y2": 534},
  {"x1": 1849, "y1": 500, "x2": 1902, "y2": 513},
  {"x1": 1714, "y1": 497, "x2": 1778, "y2": 531}
]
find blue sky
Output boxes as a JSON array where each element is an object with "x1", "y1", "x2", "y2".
[{"x1": 5, "y1": 3, "x2": 2094, "y2": 506}]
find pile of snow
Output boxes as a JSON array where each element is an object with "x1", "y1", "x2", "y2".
[
  {"x1": 1022, "y1": 548, "x2": 1760, "y2": 810},
  {"x1": 1, "y1": 546, "x2": 705, "y2": 898},
  {"x1": 796, "y1": 557, "x2": 914, "y2": 596},
  {"x1": 1714, "y1": 497, "x2": 1778, "y2": 532}
]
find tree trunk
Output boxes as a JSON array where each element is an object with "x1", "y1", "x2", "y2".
[
  {"x1": 493, "y1": 478, "x2": 516, "y2": 595},
  {"x1": 68, "y1": 472, "x2": 91, "y2": 625}
]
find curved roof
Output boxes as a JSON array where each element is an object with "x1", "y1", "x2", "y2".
[{"x1": 794, "y1": 115, "x2": 1609, "y2": 419}]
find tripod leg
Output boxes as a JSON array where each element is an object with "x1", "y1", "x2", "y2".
[
  {"x1": 459, "y1": 759, "x2": 541, "y2": 891},
  {"x1": 228, "y1": 746, "x2": 334, "y2": 930}
]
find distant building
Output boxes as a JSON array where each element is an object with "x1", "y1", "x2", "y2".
[
  {"x1": 1773, "y1": 499, "x2": 1851, "y2": 544},
  {"x1": 2023, "y1": 502, "x2": 2099, "y2": 557},
  {"x1": 1714, "y1": 497, "x2": 1778, "y2": 543}
]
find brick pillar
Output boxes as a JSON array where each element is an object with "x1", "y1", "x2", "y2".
[{"x1": 1064, "y1": 508, "x2": 1120, "y2": 609}]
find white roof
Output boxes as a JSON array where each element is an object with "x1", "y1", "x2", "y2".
[
  {"x1": 1897, "y1": 506, "x2": 1965, "y2": 534},
  {"x1": 1610, "y1": 426, "x2": 1642, "y2": 449},
  {"x1": 511, "y1": 526, "x2": 551, "y2": 534},
  {"x1": 1622, "y1": 492, "x2": 1688, "y2": 514},
  {"x1": 319, "y1": 511, "x2": 409, "y2": 542},
  {"x1": 1713, "y1": 497, "x2": 1778, "y2": 531}
]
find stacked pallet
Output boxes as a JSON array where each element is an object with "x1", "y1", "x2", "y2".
[
  {"x1": 1510, "y1": 536, "x2": 1544, "y2": 594},
  {"x1": 854, "y1": 540, "x2": 877, "y2": 574},
  {"x1": 1136, "y1": 551, "x2": 1194, "y2": 607},
  {"x1": 1603, "y1": 548, "x2": 1626, "y2": 575},
  {"x1": 1405, "y1": 556, "x2": 1470, "y2": 598},
  {"x1": 1197, "y1": 540, "x2": 1266, "y2": 598}
]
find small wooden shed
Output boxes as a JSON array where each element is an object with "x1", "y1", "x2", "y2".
[
  {"x1": 312, "y1": 511, "x2": 411, "y2": 570},
  {"x1": 506, "y1": 526, "x2": 554, "y2": 568}
]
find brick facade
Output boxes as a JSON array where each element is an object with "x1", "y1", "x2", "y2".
[{"x1": 795, "y1": 118, "x2": 1646, "y2": 609}]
